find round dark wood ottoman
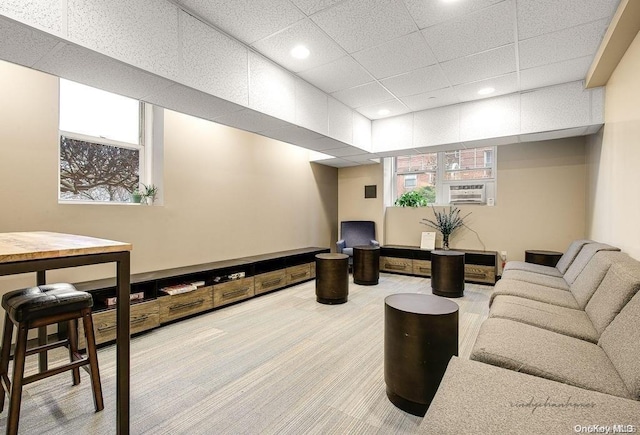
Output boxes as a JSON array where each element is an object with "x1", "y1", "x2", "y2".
[
  {"x1": 315, "y1": 253, "x2": 349, "y2": 304},
  {"x1": 384, "y1": 293, "x2": 459, "y2": 416},
  {"x1": 431, "y1": 250, "x2": 465, "y2": 298},
  {"x1": 353, "y1": 245, "x2": 380, "y2": 285},
  {"x1": 525, "y1": 250, "x2": 563, "y2": 267}
]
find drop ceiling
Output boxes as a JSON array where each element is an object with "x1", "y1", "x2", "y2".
[{"x1": 172, "y1": 0, "x2": 620, "y2": 120}]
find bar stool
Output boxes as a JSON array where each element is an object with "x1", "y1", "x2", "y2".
[{"x1": 0, "y1": 283, "x2": 103, "y2": 435}]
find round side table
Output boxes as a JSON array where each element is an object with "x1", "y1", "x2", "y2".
[
  {"x1": 353, "y1": 245, "x2": 380, "y2": 285},
  {"x1": 384, "y1": 293, "x2": 459, "y2": 416},
  {"x1": 525, "y1": 250, "x2": 563, "y2": 267},
  {"x1": 431, "y1": 250, "x2": 465, "y2": 298},
  {"x1": 315, "y1": 253, "x2": 349, "y2": 304}
]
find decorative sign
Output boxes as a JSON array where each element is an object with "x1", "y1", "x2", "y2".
[{"x1": 420, "y1": 232, "x2": 436, "y2": 250}]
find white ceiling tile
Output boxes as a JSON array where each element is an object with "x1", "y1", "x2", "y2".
[
  {"x1": 520, "y1": 81, "x2": 591, "y2": 134},
  {"x1": 517, "y1": 0, "x2": 619, "y2": 40},
  {"x1": 520, "y1": 56, "x2": 592, "y2": 91},
  {"x1": 304, "y1": 136, "x2": 350, "y2": 151},
  {"x1": 290, "y1": 0, "x2": 343, "y2": 15},
  {"x1": 251, "y1": 19, "x2": 345, "y2": 73},
  {"x1": 175, "y1": 0, "x2": 305, "y2": 44},
  {"x1": 519, "y1": 19, "x2": 609, "y2": 70},
  {"x1": 0, "y1": 17, "x2": 61, "y2": 68},
  {"x1": 351, "y1": 32, "x2": 437, "y2": 79},
  {"x1": 316, "y1": 158, "x2": 360, "y2": 168},
  {"x1": 149, "y1": 84, "x2": 245, "y2": 121},
  {"x1": 464, "y1": 135, "x2": 518, "y2": 148},
  {"x1": 68, "y1": 0, "x2": 180, "y2": 81},
  {"x1": 372, "y1": 114, "x2": 414, "y2": 152},
  {"x1": 328, "y1": 98, "x2": 353, "y2": 144},
  {"x1": 180, "y1": 12, "x2": 248, "y2": 106},
  {"x1": 441, "y1": 45, "x2": 516, "y2": 86},
  {"x1": 311, "y1": 0, "x2": 417, "y2": 53},
  {"x1": 34, "y1": 43, "x2": 174, "y2": 102},
  {"x1": 344, "y1": 153, "x2": 381, "y2": 163},
  {"x1": 381, "y1": 65, "x2": 449, "y2": 97},
  {"x1": 460, "y1": 94, "x2": 520, "y2": 142},
  {"x1": 260, "y1": 124, "x2": 324, "y2": 146},
  {"x1": 325, "y1": 146, "x2": 367, "y2": 157},
  {"x1": 423, "y1": 1, "x2": 514, "y2": 63},
  {"x1": 453, "y1": 73, "x2": 518, "y2": 103},
  {"x1": 298, "y1": 55, "x2": 373, "y2": 93},
  {"x1": 400, "y1": 88, "x2": 460, "y2": 112},
  {"x1": 331, "y1": 81, "x2": 396, "y2": 108},
  {"x1": 353, "y1": 112, "x2": 372, "y2": 151},
  {"x1": 519, "y1": 127, "x2": 589, "y2": 143},
  {"x1": 214, "y1": 109, "x2": 290, "y2": 133},
  {"x1": 249, "y1": 53, "x2": 296, "y2": 123},
  {"x1": 403, "y1": 0, "x2": 505, "y2": 29},
  {"x1": 0, "y1": 0, "x2": 63, "y2": 35},
  {"x1": 591, "y1": 86, "x2": 605, "y2": 124},
  {"x1": 413, "y1": 105, "x2": 461, "y2": 147},
  {"x1": 295, "y1": 79, "x2": 329, "y2": 134},
  {"x1": 356, "y1": 100, "x2": 411, "y2": 120}
]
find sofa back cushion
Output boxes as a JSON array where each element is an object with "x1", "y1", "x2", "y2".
[
  {"x1": 599, "y1": 290, "x2": 640, "y2": 400},
  {"x1": 586, "y1": 258, "x2": 640, "y2": 334},
  {"x1": 563, "y1": 243, "x2": 620, "y2": 285},
  {"x1": 570, "y1": 251, "x2": 623, "y2": 309},
  {"x1": 556, "y1": 239, "x2": 591, "y2": 274}
]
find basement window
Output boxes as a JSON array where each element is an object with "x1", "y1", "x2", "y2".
[{"x1": 58, "y1": 79, "x2": 153, "y2": 203}]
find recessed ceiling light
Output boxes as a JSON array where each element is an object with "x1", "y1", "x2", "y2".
[
  {"x1": 290, "y1": 45, "x2": 310, "y2": 59},
  {"x1": 478, "y1": 87, "x2": 495, "y2": 95},
  {"x1": 378, "y1": 109, "x2": 391, "y2": 116}
]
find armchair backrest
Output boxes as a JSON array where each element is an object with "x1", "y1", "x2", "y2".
[{"x1": 340, "y1": 221, "x2": 376, "y2": 248}]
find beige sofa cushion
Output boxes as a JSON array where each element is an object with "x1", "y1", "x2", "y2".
[
  {"x1": 422, "y1": 357, "x2": 640, "y2": 435},
  {"x1": 586, "y1": 260, "x2": 640, "y2": 334},
  {"x1": 562, "y1": 242, "x2": 619, "y2": 284},
  {"x1": 490, "y1": 280, "x2": 579, "y2": 309},
  {"x1": 489, "y1": 295, "x2": 599, "y2": 342},
  {"x1": 599, "y1": 291, "x2": 640, "y2": 400},
  {"x1": 500, "y1": 269, "x2": 570, "y2": 289},
  {"x1": 570, "y1": 250, "x2": 623, "y2": 308},
  {"x1": 503, "y1": 261, "x2": 563, "y2": 276},
  {"x1": 470, "y1": 318, "x2": 630, "y2": 398},
  {"x1": 556, "y1": 239, "x2": 592, "y2": 274}
]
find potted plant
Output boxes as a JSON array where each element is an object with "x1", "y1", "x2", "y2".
[
  {"x1": 395, "y1": 190, "x2": 428, "y2": 207},
  {"x1": 131, "y1": 188, "x2": 143, "y2": 204},
  {"x1": 421, "y1": 205, "x2": 470, "y2": 250},
  {"x1": 141, "y1": 183, "x2": 158, "y2": 205}
]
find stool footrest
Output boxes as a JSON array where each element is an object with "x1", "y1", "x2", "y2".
[
  {"x1": 24, "y1": 339, "x2": 68, "y2": 357},
  {"x1": 23, "y1": 358, "x2": 89, "y2": 386}
]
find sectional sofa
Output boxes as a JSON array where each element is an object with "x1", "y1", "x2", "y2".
[{"x1": 421, "y1": 240, "x2": 640, "y2": 433}]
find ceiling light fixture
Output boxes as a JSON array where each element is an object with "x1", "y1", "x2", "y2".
[
  {"x1": 478, "y1": 87, "x2": 495, "y2": 95},
  {"x1": 290, "y1": 45, "x2": 310, "y2": 59},
  {"x1": 378, "y1": 109, "x2": 391, "y2": 116}
]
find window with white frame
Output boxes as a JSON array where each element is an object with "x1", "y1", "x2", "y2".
[
  {"x1": 392, "y1": 146, "x2": 496, "y2": 205},
  {"x1": 59, "y1": 79, "x2": 149, "y2": 203}
]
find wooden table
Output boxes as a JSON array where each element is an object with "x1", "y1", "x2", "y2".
[
  {"x1": 0, "y1": 232, "x2": 131, "y2": 434},
  {"x1": 431, "y1": 250, "x2": 465, "y2": 298},
  {"x1": 353, "y1": 245, "x2": 380, "y2": 285},
  {"x1": 525, "y1": 250, "x2": 563, "y2": 267},
  {"x1": 315, "y1": 253, "x2": 349, "y2": 304}
]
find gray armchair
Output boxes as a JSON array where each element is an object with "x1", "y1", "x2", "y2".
[{"x1": 337, "y1": 221, "x2": 379, "y2": 265}]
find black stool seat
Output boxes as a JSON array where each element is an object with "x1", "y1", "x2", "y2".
[{"x1": 2, "y1": 284, "x2": 93, "y2": 323}]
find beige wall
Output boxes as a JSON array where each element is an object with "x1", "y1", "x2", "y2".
[
  {"x1": 0, "y1": 60, "x2": 338, "y2": 294},
  {"x1": 340, "y1": 138, "x2": 588, "y2": 266},
  {"x1": 587, "y1": 31, "x2": 640, "y2": 259},
  {"x1": 337, "y1": 163, "x2": 385, "y2": 243}
]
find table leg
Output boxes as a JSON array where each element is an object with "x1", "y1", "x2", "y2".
[
  {"x1": 36, "y1": 271, "x2": 47, "y2": 372},
  {"x1": 116, "y1": 252, "x2": 130, "y2": 434}
]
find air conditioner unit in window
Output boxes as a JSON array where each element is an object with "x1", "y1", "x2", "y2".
[{"x1": 449, "y1": 184, "x2": 486, "y2": 204}]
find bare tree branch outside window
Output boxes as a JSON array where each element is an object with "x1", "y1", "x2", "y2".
[{"x1": 59, "y1": 135, "x2": 139, "y2": 202}]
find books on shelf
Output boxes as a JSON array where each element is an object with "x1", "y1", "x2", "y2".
[
  {"x1": 101, "y1": 291, "x2": 144, "y2": 307},
  {"x1": 160, "y1": 281, "x2": 205, "y2": 295}
]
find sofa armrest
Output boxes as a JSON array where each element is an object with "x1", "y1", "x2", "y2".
[
  {"x1": 336, "y1": 239, "x2": 346, "y2": 252},
  {"x1": 371, "y1": 240, "x2": 380, "y2": 247}
]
